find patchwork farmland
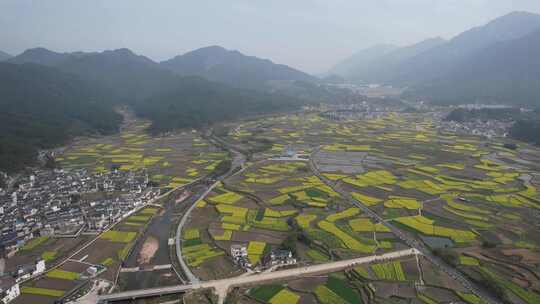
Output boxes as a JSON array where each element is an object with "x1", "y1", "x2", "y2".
[
  {"x1": 57, "y1": 110, "x2": 228, "y2": 190},
  {"x1": 179, "y1": 111, "x2": 540, "y2": 303},
  {"x1": 182, "y1": 157, "x2": 406, "y2": 281},
  {"x1": 13, "y1": 109, "x2": 540, "y2": 304},
  {"x1": 226, "y1": 255, "x2": 481, "y2": 304}
]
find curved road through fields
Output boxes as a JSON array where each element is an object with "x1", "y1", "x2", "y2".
[
  {"x1": 175, "y1": 132, "x2": 246, "y2": 284},
  {"x1": 309, "y1": 147, "x2": 502, "y2": 304}
]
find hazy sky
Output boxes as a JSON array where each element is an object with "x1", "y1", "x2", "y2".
[{"x1": 2, "y1": 0, "x2": 540, "y2": 74}]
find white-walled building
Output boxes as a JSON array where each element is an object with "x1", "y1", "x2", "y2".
[{"x1": 0, "y1": 278, "x2": 20, "y2": 303}]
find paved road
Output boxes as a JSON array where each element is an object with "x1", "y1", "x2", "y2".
[
  {"x1": 175, "y1": 182, "x2": 220, "y2": 284},
  {"x1": 99, "y1": 249, "x2": 420, "y2": 303},
  {"x1": 309, "y1": 148, "x2": 501, "y2": 304},
  {"x1": 174, "y1": 132, "x2": 246, "y2": 284}
]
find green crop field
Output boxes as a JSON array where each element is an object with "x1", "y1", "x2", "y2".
[
  {"x1": 21, "y1": 236, "x2": 49, "y2": 251},
  {"x1": 317, "y1": 220, "x2": 376, "y2": 253},
  {"x1": 371, "y1": 261, "x2": 406, "y2": 281},
  {"x1": 393, "y1": 216, "x2": 477, "y2": 243},
  {"x1": 314, "y1": 285, "x2": 348, "y2": 304},
  {"x1": 41, "y1": 251, "x2": 57, "y2": 262},
  {"x1": 249, "y1": 285, "x2": 284, "y2": 302},
  {"x1": 21, "y1": 287, "x2": 65, "y2": 297},
  {"x1": 268, "y1": 289, "x2": 300, "y2": 304},
  {"x1": 183, "y1": 244, "x2": 224, "y2": 267},
  {"x1": 100, "y1": 230, "x2": 137, "y2": 243},
  {"x1": 46, "y1": 269, "x2": 80, "y2": 280}
]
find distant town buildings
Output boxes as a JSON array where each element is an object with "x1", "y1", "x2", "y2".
[{"x1": 437, "y1": 118, "x2": 512, "y2": 139}]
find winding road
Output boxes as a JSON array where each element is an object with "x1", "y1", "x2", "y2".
[{"x1": 174, "y1": 131, "x2": 247, "y2": 284}]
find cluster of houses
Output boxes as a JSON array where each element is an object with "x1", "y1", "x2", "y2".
[
  {"x1": 0, "y1": 259, "x2": 45, "y2": 303},
  {"x1": 0, "y1": 168, "x2": 159, "y2": 255},
  {"x1": 230, "y1": 245, "x2": 296, "y2": 272},
  {"x1": 0, "y1": 167, "x2": 162, "y2": 303},
  {"x1": 438, "y1": 119, "x2": 512, "y2": 139}
]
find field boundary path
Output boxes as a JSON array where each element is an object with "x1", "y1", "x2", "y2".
[
  {"x1": 309, "y1": 147, "x2": 502, "y2": 304},
  {"x1": 99, "y1": 249, "x2": 421, "y2": 303}
]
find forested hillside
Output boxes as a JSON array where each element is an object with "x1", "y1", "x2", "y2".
[
  {"x1": 134, "y1": 77, "x2": 302, "y2": 133},
  {"x1": 0, "y1": 63, "x2": 122, "y2": 172}
]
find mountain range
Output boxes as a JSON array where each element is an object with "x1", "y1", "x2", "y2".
[
  {"x1": 7, "y1": 48, "x2": 184, "y2": 102},
  {"x1": 331, "y1": 11, "x2": 540, "y2": 105},
  {"x1": 7, "y1": 46, "x2": 316, "y2": 94},
  {"x1": 1, "y1": 46, "x2": 311, "y2": 172}
]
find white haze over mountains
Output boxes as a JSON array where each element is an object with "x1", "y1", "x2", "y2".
[{"x1": 1, "y1": 0, "x2": 540, "y2": 73}]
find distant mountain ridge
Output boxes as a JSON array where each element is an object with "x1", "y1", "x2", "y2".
[
  {"x1": 55, "y1": 48, "x2": 182, "y2": 102},
  {"x1": 7, "y1": 48, "x2": 197, "y2": 102},
  {"x1": 8, "y1": 46, "x2": 317, "y2": 96},
  {"x1": 160, "y1": 46, "x2": 316, "y2": 90},
  {"x1": 331, "y1": 38, "x2": 445, "y2": 83},
  {"x1": 392, "y1": 11, "x2": 540, "y2": 85},
  {"x1": 328, "y1": 44, "x2": 398, "y2": 78},
  {"x1": 0, "y1": 50, "x2": 11, "y2": 62},
  {"x1": 7, "y1": 47, "x2": 93, "y2": 66},
  {"x1": 410, "y1": 27, "x2": 540, "y2": 105},
  {"x1": 330, "y1": 11, "x2": 540, "y2": 106}
]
